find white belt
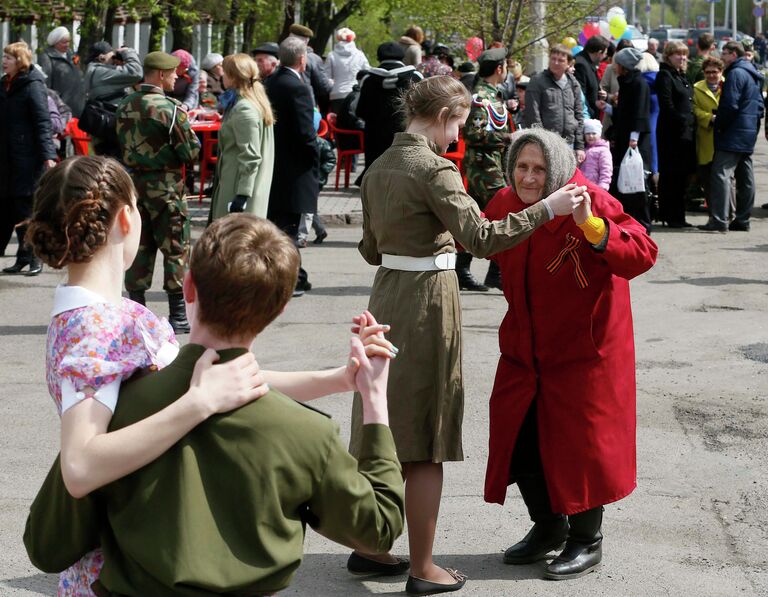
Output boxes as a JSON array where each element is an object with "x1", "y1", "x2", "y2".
[{"x1": 381, "y1": 253, "x2": 457, "y2": 271}]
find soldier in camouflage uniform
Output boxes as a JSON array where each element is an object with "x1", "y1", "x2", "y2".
[
  {"x1": 459, "y1": 47, "x2": 513, "y2": 291},
  {"x1": 116, "y1": 51, "x2": 200, "y2": 333}
]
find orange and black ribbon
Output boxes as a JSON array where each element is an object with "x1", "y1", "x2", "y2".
[{"x1": 545, "y1": 233, "x2": 589, "y2": 289}]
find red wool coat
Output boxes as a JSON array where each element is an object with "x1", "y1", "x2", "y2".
[{"x1": 483, "y1": 171, "x2": 658, "y2": 514}]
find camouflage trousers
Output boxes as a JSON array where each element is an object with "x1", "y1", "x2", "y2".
[
  {"x1": 124, "y1": 172, "x2": 190, "y2": 294},
  {"x1": 464, "y1": 148, "x2": 507, "y2": 210}
]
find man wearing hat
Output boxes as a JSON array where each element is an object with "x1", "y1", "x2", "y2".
[
  {"x1": 356, "y1": 41, "x2": 423, "y2": 181},
  {"x1": 458, "y1": 46, "x2": 511, "y2": 291},
  {"x1": 38, "y1": 25, "x2": 85, "y2": 118},
  {"x1": 252, "y1": 42, "x2": 280, "y2": 80},
  {"x1": 289, "y1": 23, "x2": 333, "y2": 109},
  {"x1": 115, "y1": 51, "x2": 201, "y2": 332},
  {"x1": 610, "y1": 46, "x2": 652, "y2": 232}
]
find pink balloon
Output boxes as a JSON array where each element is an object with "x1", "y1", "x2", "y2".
[
  {"x1": 583, "y1": 22, "x2": 601, "y2": 38},
  {"x1": 465, "y1": 37, "x2": 484, "y2": 61}
]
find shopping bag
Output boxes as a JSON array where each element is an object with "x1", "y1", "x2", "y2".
[{"x1": 617, "y1": 147, "x2": 645, "y2": 194}]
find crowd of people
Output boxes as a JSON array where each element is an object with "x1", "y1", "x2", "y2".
[{"x1": 0, "y1": 16, "x2": 762, "y2": 597}]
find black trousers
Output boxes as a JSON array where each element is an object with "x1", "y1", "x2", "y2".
[
  {"x1": 0, "y1": 195, "x2": 34, "y2": 261},
  {"x1": 270, "y1": 211, "x2": 308, "y2": 287}
]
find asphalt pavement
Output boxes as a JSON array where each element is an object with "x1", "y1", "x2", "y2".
[{"x1": 1, "y1": 141, "x2": 767, "y2": 596}]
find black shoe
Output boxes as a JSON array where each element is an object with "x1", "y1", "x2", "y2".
[
  {"x1": 405, "y1": 568, "x2": 467, "y2": 595},
  {"x1": 128, "y1": 290, "x2": 146, "y2": 306},
  {"x1": 313, "y1": 230, "x2": 328, "y2": 244},
  {"x1": 543, "y1": 539, "x2": 602, "y2": 580},
  {"x1": 167, "y1": 292, "x2": 190, "y2": 334},
  {"x1": 760, "y1": 203, "x2": 768, "y2": 210},
  {"x1": 292, "y1": 289, "x2": 305, "y2": 298},
  {"x1": 503, "y1": 518, "x2": 569, "y2": 564},
  {"x1": 295, "y1": 279, "x2": 312, "y2": 292},
  {"x1": 24, "y1": 258, "x2": 43, "y2": 276},
  {"x1": 697, "y1": 223, "x2": 727, "y2": 233},
  {"x1": 666, "y1": 221, "x2": 694, "y2": 228},
  {"x1": 728, "y1": 221, "x2": 750, "y2": 232},
  {"x1": 2, "y1": 259, "x2": 31, "y2": 274},
  {"x1": 346, "y1": 552, "x2": 410, "y2": 576},
  {"x1": 458, "y1": 275, "x2": 489, "y2": 291}
]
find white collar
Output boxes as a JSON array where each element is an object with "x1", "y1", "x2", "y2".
[
  {"x1": 286, "y1": 66, "x2": 303, "y2": 80},
  {"x1": 51, "y1": 284, "x2": 111, "y2": 317}
]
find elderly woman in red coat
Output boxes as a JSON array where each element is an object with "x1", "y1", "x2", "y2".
[{"x1": 483, "y1": 127, "x2": 658, "y2": 581}]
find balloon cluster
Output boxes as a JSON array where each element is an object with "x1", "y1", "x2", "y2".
[{"x1": 562, "y1": 6, "x2": 630, "y2": 56}]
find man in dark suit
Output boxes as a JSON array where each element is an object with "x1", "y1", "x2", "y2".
[
  {"x1": 265, "y1": 36, "x2": 319, "y2": 295},
  {"x1": 574, "y1": 35, "x2": 609, "y2": 119}
]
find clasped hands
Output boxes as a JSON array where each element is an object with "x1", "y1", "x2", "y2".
[{"x1": 543, "y1": 183, "x2": 593, "y2": 224}]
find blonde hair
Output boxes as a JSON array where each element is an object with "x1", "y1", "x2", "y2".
[
  {"x1": 663, "y1": 40, "x2": 689, "y2": 62},
  {"x1": 399, "y1": 75, "x2": 471, "y2": 126},
  {"x1": 222, "y1": 53, "x2": 275, "y2": 126},
  {"x1": 3, "y1": 41, "x2": 33, "y2": 72}
]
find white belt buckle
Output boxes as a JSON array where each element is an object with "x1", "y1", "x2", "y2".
[{"x1": 434, "y1": 253, "x2": 456, "y2": 270}]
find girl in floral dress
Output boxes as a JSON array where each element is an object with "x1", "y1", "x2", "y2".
[{"x1": 27, "y1": 156, "x2": 269, "y2": 595}]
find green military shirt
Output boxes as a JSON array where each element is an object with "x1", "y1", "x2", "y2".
[
  {"x1": 462, "y1": 80, "x2": 512, "y2": 208},
  {"x1": 116, "y1": 84, "x2": 200, "y2": 171},
  {"x1": 25, "y1": 345, "x2": 404, "y2": 595}
]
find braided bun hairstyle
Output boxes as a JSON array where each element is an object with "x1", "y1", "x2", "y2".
[
  {"x1": 398, "y1": 75, "x2": 471, "y2": 127},
  {"x1": 27, "y1": 156, "x2": 135, "y2": 268}
]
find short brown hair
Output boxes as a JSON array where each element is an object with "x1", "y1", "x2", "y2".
[
  {"x1": 405, "y1": 25, "x2": 424, "y2": 44},
  {"x1": 549, "y1": 44, "x2": 571, "y2": 58},
  {"x1": 663, "y1": 40, "x2": 689, "y2": 62},
  {"x1": 399, "y1": 75, "x2": 471, "y2": 126},
  {"x1": 697, "y1": 32, "x2": 715, "y2": 52},
  {"x1": 702, "y1": 56, "x2": 724, "y2": 72},
  {"x1": 3, "y1": 41, "x2": 33, "y2": 72},
  {"x1": 27, "y1": 156, "x2": 135, "y2": 268},
  {"x1": 191, "y1": 215, "x2": 299, "y2": 338},
  {"x1": 722, "y1": 41, "x2": 745, "y2": 57}
]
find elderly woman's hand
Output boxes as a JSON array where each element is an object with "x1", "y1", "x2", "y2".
[
  {"x1": 542, "y1": 183, "x2": 586, "y2": 216},
  {"x1": 573, "y1": 191, "x2": 592, "y2": 225}
]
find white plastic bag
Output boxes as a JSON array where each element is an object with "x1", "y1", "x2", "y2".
[{"x1": 617, "y1": 147, "x2": 645, "y2": 194}]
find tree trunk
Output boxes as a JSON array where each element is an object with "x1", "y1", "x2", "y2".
[
  {"x1": 242, "y1": 11, "x2": 257, "y2": 53},
  {"x1": 305, "y1": 0, "x2": 362, "y2": 54},
  {"x1": 279, "y1": 0, "x2": 297, "y2": 42},
  {"x1": 77, "y1": 0, "x2": 109, "y2": 67},
  {"x1": 223, "y1": 0, "x2": 239, "y2": 56},
  {"x1": 149, "y1": 2, "x2": 168, "y2": 52}
]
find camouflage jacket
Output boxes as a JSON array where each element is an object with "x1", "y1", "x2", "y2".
[
  {"x1": 116, "y1": 84, "x2": 200, "y2": 172},
  {"x1": 463, "y1": 80, "x2": 511, "y2": 152}
]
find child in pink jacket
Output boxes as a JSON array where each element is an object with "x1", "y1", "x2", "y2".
[{"x1": 580, "y1": 119, "x2": 612, "y2": 190}]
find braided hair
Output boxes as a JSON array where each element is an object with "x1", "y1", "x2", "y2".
[{"x1": 27, "y1": 156, "x2": 135, "y2": 268}]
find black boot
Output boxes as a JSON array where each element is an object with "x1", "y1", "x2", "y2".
[
  {"x1": 167, "y1": 292, "x2": 190, "y2": 334},
  {"x1": 128, "y1": 290, "x2": 146, "y2": 306},
  {"x1": 25, "y1": 257, "x2": 43, "y2": 276},
  {"x1": 544, "y1": 506, "x2": 603, "y2": 580},
  {"x1": 455, "y1": 252, "x2": 488, "y2": 292},
  {"x1": 504, "y1": 475, "x2": 568, "y2": 564},
  {"x1": 484, "y1": 260, "x2": 502, "y2": 290},
  {"x1": 2, "y1": 258, "x2": 32, "y2": 274}
]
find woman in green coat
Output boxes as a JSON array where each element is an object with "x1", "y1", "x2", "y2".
[
  {"x1": 692, "y1": 56, "x2": 724, "y2": 211},
  {"x1": 210, "y1": 53, "x2": 275, "y2": 220}
]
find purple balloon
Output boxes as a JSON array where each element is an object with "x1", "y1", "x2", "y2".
[{"x1": 578, "y1": 31, "x2": 588, "y2": 46}]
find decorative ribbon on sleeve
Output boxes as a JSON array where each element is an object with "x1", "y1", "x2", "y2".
[{"x1": 545, "y1": 233, "x2": 589, "y2": 289}]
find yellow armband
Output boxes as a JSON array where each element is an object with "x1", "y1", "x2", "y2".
[{"x1": 577, "y1": 216, "x2": 607, "y2": 245}]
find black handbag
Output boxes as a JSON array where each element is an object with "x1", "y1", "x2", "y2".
[{"x1": 79, "y1": 96, "x2": 120, "y2": 143}]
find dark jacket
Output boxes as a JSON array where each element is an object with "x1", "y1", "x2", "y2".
[
  {"x1": 265, "y1": 66, "x2": 319, "y2": 215},
  {"x1": 613, "y1": 69, "x2": 651, "y2": 169},
  {"x1": 357, "y1": 61, "x2": 422, "y2": 173},
  {"x1": 84, "y1": 48, "x2": 143, "y2": 106},
  {"x1": 655, "y1": 62, "x2": 695, "y2": 144},
  {"x1": 0, "y1": 68, "x2": 57, "y2": 198},
  {"x1": 574, "y1": 50, "x2": 600, "y2": 118},
  {"x1": 714, "y1": 58, "x2": 764, "y2": 153},
  {"x1": 37, "y1": 47, "x2": 85, "y2": 117},
  {"x1": 523, "y1": 69, "x2": 585, "y2": 150}
]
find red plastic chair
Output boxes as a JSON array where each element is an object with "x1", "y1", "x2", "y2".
[
  {"x1": 441, "y1": 133, "x2": 467, "y2": 190},
  {"x1": 65, "y1": 118, "x2": 92, "y2": 156},
  {"x1": 198, "y1": 135, "x2": 218, "y2": 202},
  {"x1": 317, "y1": 117, "x2": 329, "y2": 139},
  {"x1": 326, "y1": 112, "x2": 364, "y2": 190}
]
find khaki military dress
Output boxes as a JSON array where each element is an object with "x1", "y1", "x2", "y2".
[{"x1": 349, "y1": 133, "x2": 550, "y2": 463}]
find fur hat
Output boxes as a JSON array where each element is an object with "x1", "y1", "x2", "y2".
[
  {"x1": 584, "y1": 118, "x2": 602, "y2": 136},
  {"x1": 171, "y1": 49, "x2": 193, "y2": 70},
  {"x1": 201, "y1": 52, "x2": 223, "y2": 72},
  {"x1": 506, "y1": 128, "x2": 577, "y2": 199},
  {"x1": 47, "y1": 26, "x2": 70, "y2": 47}
]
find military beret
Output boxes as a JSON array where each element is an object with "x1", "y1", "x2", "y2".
[
  {"x1": 289, "y1": 24, "x2": 314, "y2": 38},
  {"x1": 143, "y1": 51, "x2": 180, "y2": 70},
  {"x1": 251, "y1": 42, "x2": 280, "y2": 58},
  {"x1": 478, "y1": 47, "x2": 507, "y2": 66}
]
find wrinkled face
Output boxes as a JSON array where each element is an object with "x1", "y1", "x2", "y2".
[
  {"x1": 2, "y1": 53, "x2": 19, "y2": 77},
  {"x1": 198, "y1": 70, "x2": 208, "y2": 93},
  {"x1": 704, "y1": 66, "x2": 722, "y2": 85},
  {"x1": 513, "y1": 143, "x2": 548, "y2": 204},
  {"x1": 54, "y1": 37, "x2": 70, "y2": 53},
  {"x1": 648, "y1": 39, "x2": 659, "y2": 52},
  {"x1": 255, "y1": 54, "x2": 277, "y2": 78},
  {"x1": 432, "y1": 108, "x2": 469, "y2": 154},
  {"x1": 549, "y1": 52, "x2": 569, "y2": 78}
]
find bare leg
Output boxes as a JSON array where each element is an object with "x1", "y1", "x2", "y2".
[{"x1": 402, "y1": 461, "x2": 456, "y2": 584}]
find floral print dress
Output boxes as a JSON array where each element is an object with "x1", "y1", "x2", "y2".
[{"x1": 46, "y1": 285, "x2": 178, "y2": 596}]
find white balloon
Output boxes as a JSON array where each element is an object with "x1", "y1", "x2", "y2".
[
  {"x1": 607, "y1": 6, "x2": 626, "y2": 20},
  {"x1": 599, "y1": 20, "x2": 612, "y2": 38}
]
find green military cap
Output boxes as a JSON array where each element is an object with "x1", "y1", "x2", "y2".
[
  {"x1": 289, "y1": 23, "x2": 314, "y2": 38},
  {"x1": 143, "y1": 51, "x2": 180, "y2": 70},
  {"x1": 478, "y1": 47, "x2": 507, "y2": 66}
]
